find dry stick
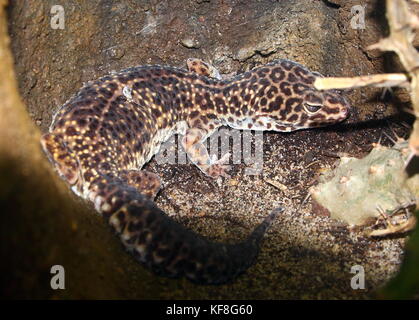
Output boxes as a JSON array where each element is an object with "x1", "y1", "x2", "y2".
[
  {"x1": 314, "y1": 73, "x2": 409, "y2": 90},
  {"x1": 369, "y1": 0, "x2": 419, "y2": 156}
]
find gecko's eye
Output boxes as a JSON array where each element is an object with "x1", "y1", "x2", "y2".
[{"x1": 303, "y1": 102, "x2": 322, "y2": 114}]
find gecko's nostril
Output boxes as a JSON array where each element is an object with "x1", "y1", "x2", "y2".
[{"x1": 345, "y1": 106, "x2": 353, "y2": 118}]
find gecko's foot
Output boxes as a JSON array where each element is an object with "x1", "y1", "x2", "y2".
[{"x1": 204, "y1": 153, "x2": 231, "y2": 178}]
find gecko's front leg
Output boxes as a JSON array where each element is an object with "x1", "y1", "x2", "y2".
[{"x1": 181, "y1": 127, "x2": 230, "y2": 178}]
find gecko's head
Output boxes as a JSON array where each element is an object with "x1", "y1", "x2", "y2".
[
  {"x1": 254, "y1": 60, "x2": 350, "y2": 132},
  {"x1": 296, "y1": 86, "x2": 350, "y2": 129}
]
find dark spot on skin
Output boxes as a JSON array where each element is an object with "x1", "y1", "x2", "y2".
[
  {"x1": 294, "y1": 67, "x2": 316, "y2": 84},
  {"x1": 152, "y1": 69, "x2": 162, "y2": 77},
  {"x1": 215, "y1": 97, "x2": 226, "y2": 114},
  {"x1": 56, "y1": 119, "x2": 65, "y2": 128},
  {"x1": 293, "y1": 83, "x2": 310, "y2": 94},
  {"x1": 270, "y1": 67, "x2": 285, "y2": 83},
  {"x1": 287, "y1": 114, "x2": 299, "y2": 122},
  {"x1": 266, "y1": 86, "x2": 279, "y2": 99},
  {"x1": 239, "y1": 81, "x2": 249, "y2": 90},
  {"x1": 309, "y1": 121, "x2": 323, "y2": 127},
  {"x1": 279, "y1": 82, "x2": 292, "y2": 96},
  {"x1": 84, "y1": 88, "x2": 98, "y2": 98},
  {"x1": 200, "y1": 67, "x2": 208, "y2": 75},
  {"x1": 83, "y1": 171, "x2": 94, "y2": 182},
  {"x1": 107, "y1": 82, "x2": 118, "y2": 91},
  {"x1": 267, "y1": 96, "x2": 283, "y2": 112},
  {"x1": 294, "y1": 66, "x2": 308, "y2": 76},
  {"x1": 200, "y1": 116, "x2": 209, "y2": 125},
  {"x1": 133, "y1": 81, "x2": 146, "y2": 90},
  {"x1": 257, "y1": 68, "x2": 270, "y2": 77},
  {"x1": 77, "y1": 98, "x2": 93, "y2": 107},
  {"x1": 287, "y1": 72, "x2": 298, "y2": 82},
  {"x1": 105, "y1": 111, "x2": 117, "y2": 121},
  {"x1": 258, "y1": 78, "x2": 270, "y2": 87},
  {"x1": 305, "y1": 93, "x2": 323, "y2": 104},
  {"x1": 222, "y1": 87, "x2": 230, "y2": 97},
  {"x1": 260, "y1": 97, "x2": 267, "y2": 106},
  {"x1": 66, "y1": 126, "x2": 77, "y2": 136},
  {"x1": 127, "y1": 73, "x2": 137, "y2": 81},
  {"x1": 77, "y1": 119, "x2": 87, "y2": 127},
  {"x1": 169, "y1": 77, "x2": 179, "y2": 85},
  {"x1": 134, "y1": 141, "x2": 142, "y2": 152},
  {"x1": 281, "y1": 60, "x2": 294, "y2": 71},
  {"x1": 256, "y1": 88, "x2": 265, "y2": 97},
  {"x1": 244, "y1": 72, "x2": 252, "y2": 79},
  {"x1": 299, "y1": 113, "x2": 308, "y2": 126},
  {"x1": 89, "y1": 118, "x2": 99, "y2": 131},
  {"x1": 118, "y1": 76, "x2": 129, "y2": 84},
  {"x1": 285, "y1": 97, "x2": 303, "y2": 110},
  {"x1": 152, "y1": 108, "x2": 162, "y2": 118},
  {"x1": 189, "y1": 110, "x2": 200, "y2": 119},
  {"x1": 79, "y1": 153, "x2": 90, "y2": 160},
  {"x1": 192, "y1": 119, "x2": 202, "y2": 128},
  {"x1": 99, "y1": 127, "x2": 107, "y2": 138},
  {"x1": 305, "y1": 76, "x2": 316, "y2": 83},
  {"x1": 280, "y1": 97, "x2": 302, "y2": 119},
  {"x1": 195, "y1": 94, "x2": 203, "y2": 105},
  {"x1": 310, "y1": 113, "x2": 327, "y2": 121},
  {"x1": 230, "y1": 96, "x2": 240, "y2": 108},
  {"x1": 275, "y1": 124, "x2": 287, "y2": 131},
  {"x1": 229, "y1": 83, "x2": 239, "y2": 93},
  {"x1": 115, "y1": 95, "x2": 127, "y2": 104},
  {"x1": 322, "y1": 106, "x2": 341, "y2": 114}
]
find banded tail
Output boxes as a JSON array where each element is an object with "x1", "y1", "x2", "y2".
[{"x1": 89, "y1": 173, "x2": 281, "y2": 284}]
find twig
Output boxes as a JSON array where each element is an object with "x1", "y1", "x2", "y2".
[
  {"x1": 368, "y1": 0, "x2": 419, "y2": 156},
  {"x1": 314, "y1": 73, "x2": 409, "y2": 90},
  {"x1": 316, "y1": 0, "x2": 419, "y2": 156}
]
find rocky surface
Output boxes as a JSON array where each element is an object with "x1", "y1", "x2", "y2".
[{"x1": 5, "y1": 0, "x2": 415, "y2": 299}]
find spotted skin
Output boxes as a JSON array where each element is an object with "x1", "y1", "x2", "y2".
[{"x1": 41, "y1": 59, "x2": 349, "y2": 284}]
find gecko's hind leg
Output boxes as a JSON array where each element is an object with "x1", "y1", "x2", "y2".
[
  {"x1": 40, "y1": 133, "x2": 80, "y2": 186},
  {"x1": 119, "y1": 170, "x2": 161, "y2": 200}
]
